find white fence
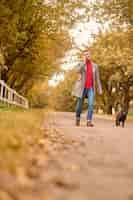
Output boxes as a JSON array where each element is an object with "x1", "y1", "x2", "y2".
[{"x1": 0, "y1": 80, "x2": 29, "y2": 109}]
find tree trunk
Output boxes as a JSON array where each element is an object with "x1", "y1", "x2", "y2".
[
  {"x1": 122, "y1": 87, "x2": 130, "y2": 112},
  {"x1": 106, "y1": 104, "x2": 112, "y2": 115},
  {"x1": 123, "y1": 95, "x2": 130, "y2": 112}
]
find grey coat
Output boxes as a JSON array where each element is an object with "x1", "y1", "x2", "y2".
[{"x1": 72, "y1": 62, "x2": 102, "y2": 98}]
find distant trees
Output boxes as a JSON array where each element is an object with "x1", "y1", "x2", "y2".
[
  {"x1": 88, "y1": 0, "x2": 133, "y2": 113},
  {"x1": 91, "y1": 0, "x2": 133, "y2": 27},
  {"x1": 49, "y1": 70, "x2": 77, "y2": 111},
  {"x1": 91, "y1": 30, "x2": 133, "y2": 113}
]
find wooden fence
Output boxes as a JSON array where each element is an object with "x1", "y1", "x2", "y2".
[{"x1": 0, "y1": 80, "x2": 29, "y2": 109}]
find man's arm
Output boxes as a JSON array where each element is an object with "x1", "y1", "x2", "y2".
[
  {"x1": 74, "y1": 62, "x2": 84, "y2": 80},
  {"x1": 96, "y1": 65, "x2": 103, "y2": 95},
  {"x1": 75, "y1": 62, "x2": 84, "y2": 73}
]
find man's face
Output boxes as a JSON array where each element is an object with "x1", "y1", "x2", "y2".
[{"x1": 84, "y1": 51, "x2": 91, "y2": 60}]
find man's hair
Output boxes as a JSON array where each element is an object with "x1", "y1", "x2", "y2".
[{"x1": 83, "y1": 49, "x2": 91, "y2": 53}]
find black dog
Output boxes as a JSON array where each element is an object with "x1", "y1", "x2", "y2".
[{"x1": 115, "y1": 110, "x2": 127, "y2": 128}]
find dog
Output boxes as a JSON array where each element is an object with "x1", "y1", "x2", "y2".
[{"x1": 115, "y1": 110, "x2": 128, "y2": 128}]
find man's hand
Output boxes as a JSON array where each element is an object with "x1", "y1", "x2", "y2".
[
  {"x1": 77, "y1": 73, "x2": 81, "y2": 80},
  {"x1": 99, "y1": 89, "x2": 103, "y2": 95}
]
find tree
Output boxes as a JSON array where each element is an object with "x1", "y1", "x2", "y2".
[
  {"x1": 0, "y1": 0, "x2": 87, "y2": 98},
  {"x1": 90, "y1": 0, "x2": 133, "y2": 27},
  {"x1": 90, "y1": 30, "x2": 133, "y2": 113},
  {"x1": 49, "y1": 69, "x2": 78, "y2": 111}
]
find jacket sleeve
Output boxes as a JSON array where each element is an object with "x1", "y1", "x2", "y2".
[
  {"x1": 95, "y1": 64, "x2": 103, "y2": 95},
  {"x1": 75, "y1": 62, "x2": 84, "y2": 74}
]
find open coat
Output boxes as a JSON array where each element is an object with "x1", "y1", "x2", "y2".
[{"x1": 72, "y1": 62, "x2": 102, "y2": 98}]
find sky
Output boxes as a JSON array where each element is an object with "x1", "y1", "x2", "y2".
[{"x1": 70, "y1": 20, "x2": 99, "y2": 48}]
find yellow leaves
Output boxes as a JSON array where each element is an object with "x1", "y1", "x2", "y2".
[
  {"x1": 0, "y1": 190, "x2": 12, "y2": 200},
  {"x1": 91, "y1": 0, "x2": 133, "y2": 26},
  {"x1": 48, "y1": 69, "x2": 77, "y2": 111},
  {"x1": 0, "y1": 109, "x2": 45, "y2": 171},
  {"x1": 0, "y1": 52, "x2": 5, "y2": 66},
  {"x1": 7, "y1": 136, "x2": 22, "y2": 150},
  {"x1": 16, "y1": 166, "x2": 33, "y2": 186}
]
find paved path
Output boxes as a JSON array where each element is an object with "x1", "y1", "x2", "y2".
[{"x1": 45, "y1": 112, "x2": 133, "y2": 200}]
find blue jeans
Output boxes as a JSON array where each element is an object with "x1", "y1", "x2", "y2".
[{"x1": 76, "y1": 88, "x2": 94, "y2": 121}]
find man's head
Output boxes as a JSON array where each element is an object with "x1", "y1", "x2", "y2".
[{"x1": 83, "y1": 50, "x2": 91, "y2": 61}]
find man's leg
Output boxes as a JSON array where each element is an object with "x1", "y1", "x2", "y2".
[
  {"x1": 75, "y1": 89, "x2": 87, "y2": 126},
  {"x1": 87, "y1": 88, "x2": 94, "y2": 126},
  {"x1": 75, "y1": 97, "x2": 84, "y2": 126}
]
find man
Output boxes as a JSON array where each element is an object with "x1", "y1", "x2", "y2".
[{"x1": 72, "y1": 50, "x2": 102, "y2": 127}]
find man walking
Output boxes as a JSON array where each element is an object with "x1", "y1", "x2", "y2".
[{"x1": 72, "y1": 50, "x2": 102, "y2": 127}]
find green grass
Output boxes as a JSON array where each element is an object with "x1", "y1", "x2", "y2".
[{"x1": 0, "y1": 107, "x2": 45, "y2": 174}]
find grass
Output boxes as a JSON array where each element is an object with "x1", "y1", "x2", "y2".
[
  {"x1": 94, "y1": 111, "x2": 133, "y2": 121},
  {"x1": 0, "y1": 106, "x2": 45, "y2": 174},
  {"x1": 128, "y1": 113, "x2": 133, "y2": 120}
]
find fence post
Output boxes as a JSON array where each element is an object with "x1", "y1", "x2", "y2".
[
  {"x1": 0, "y1": 80, "x2": 29, "y2": 109},
  {"x1": 0, "y1": 84, "x2": 4, "y2": 99}
]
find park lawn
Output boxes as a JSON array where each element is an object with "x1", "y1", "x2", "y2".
[
  {"x1": 0, "y1": 107, "x2": 45, "y2": 174},
  {"x1": 128, "y1": 113, "x2": 133, "y2": 120}
]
